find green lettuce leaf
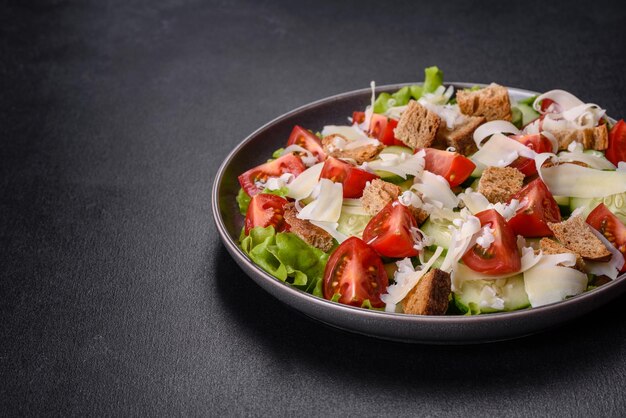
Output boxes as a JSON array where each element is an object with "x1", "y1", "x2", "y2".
[
  {"x1": 422, "y1": 65, "x2": 443, "y2": 94},
  {"x1": 240, "y1": 226, "x2": 329, "y2": 295},
  {"x1": 236, "y1": 188, "x2": 251, "y2": 215},
  {"x1": 373, "y1": 66, "x2": 445, "y2": 114},
  {"x1": 261, "y1": 186, "x2": 289, "y2": 198},
  {"x1": 272, "y1": 148, "x2": 285, "y2": 159}
]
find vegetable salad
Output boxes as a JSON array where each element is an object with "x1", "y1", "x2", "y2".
[{"x1": 236, "y1": 66, "x2": 626, "y2": 315}]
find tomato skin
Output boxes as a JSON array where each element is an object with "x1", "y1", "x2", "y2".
[
  {"x1": 508, "y1": 134, "x2": 554, "y2": 176},
  {"x1": 462, "y1": 209, "x2": 521, "y2": 275},
  {"x1": 238, "y1": 153, "x2": 306, "y2": 196},
  {"x1": 422, "y1": 148, "x2": 476, "y2": 187},
  {"x1": 369, "y1": 114, "x2": 400, "y2": 146},
  {"x1": 286, "y1": 125, "x2": 327, "y2": 162},
  {"x1": 352, "y1": 111, "x2": 366, "y2": 125},
  {"x1": 508, "y1": 178, "x2": 561, "y2": 237},
  {"x1": 362, "y1": 201, "x2": 420, "y2": 258},
  {"x1": 323, "y1": 237, "x2": 388, "y2": 307},
  {"x1": 244, "y1": 194, "x2": 289, "y2": 235},
  {"x1": 319, "y1": 157, "x2": 379, "y2": 198},
  {"x1": 586, "y1": 203, "x2": 626, "y2": 273},
  {"x1": 606, "y1": 120, "x2": 626, "y2": 166}
]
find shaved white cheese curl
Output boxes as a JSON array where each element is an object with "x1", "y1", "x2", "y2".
[
  {"x1": 439, "y1": 209, "x2": 482, "y2": 274},
  {"x1": 296, "y1": 179, "x2": 343, "y2": 223},
  {"x1": 458, "y1": 188, "x2": 490, "y2": 214},
  {"x1": 533, "y1": 90, "x2": 584, "y2": 113},
  {"x1": 286, "y1": 162, "x2": 324, "y2": 200},
  {"x1": 281, "y1": 145, "x2": 318, "y2": 167},
  {"x1": 473, "y1": 120, "x2": 520, "y2": 149},
  {"x1": 523, "y1": 253, "x2": 588, "y2": 307},
  {"x1": 382, "y1": 246, "x2": 445, "y2": 312},
  {"x1": 321, "y1": 125, "x2": 370, "y2": 142},
  {"x1": 471, "y1": 133, "x2": 536, "y2": 167},
  {"x1": 309, "y1": 221, "x2": 348, "y2": 243},
  {"x1": 537, "y1": 161, "x2": 626, "y2": 198},
  {"x1": 413, "y1": 171, "x2": 459, "y2": 209},
  {"x1": 368, "y1": 151, "x2": 425, "y2": 179},
  {"x1": 585, "y1": 228, "x2": 625, "y2": 280}
]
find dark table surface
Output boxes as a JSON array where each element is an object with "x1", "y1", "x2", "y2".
[{"x1": 2, "y1": 0, "x2": 626, "y2": 416}]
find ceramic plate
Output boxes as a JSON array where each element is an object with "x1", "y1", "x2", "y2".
[{"x1": 212, "y1": 83, "x2": 626, "y2": 344}]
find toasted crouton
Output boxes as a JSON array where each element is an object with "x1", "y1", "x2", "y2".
[
  {"x1": 321, "y1": 134, "x2": 383, "y2": 164},
  {"x1": 361, "y1": 179, "x2": 429, "y2": 225},
  {"x1": 283, "y1": 203, "x2": 334, "y2": 252},
  {"x1": 548, "y1": 124, "x2": 609, "y2": 151},
  {"x1": 539, "y1": 238, "x2": 586, "y2": 272},
  {"x1": 477, "y1": 166, "x2": 524, "y2": 204},
  {"x1": 548, "y1": 216, "x2": 612, "y2": 262},
  {"x1": 361, "y1": 179, "x2": 401, "y2": 215},
  {"x1": 456, "y1": 83, "x2": 512, "y2": 121},
  {"x1": 393, "y1": 100, "x2": 441, "y2": 149},
  {"x1": 402, "y1": 269, "x2": 451, "y2": 315},
  {"x1": 436, "y1": 115, "x2": 486, "y2": 156}
]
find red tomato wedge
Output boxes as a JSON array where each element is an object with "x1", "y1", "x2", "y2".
[
  {"x1": 362, "y1": 201, "x2": 420, "y2": 258},
  {"x1": 238, "y1": 153, "x2": 306, "y2": 196},
  {"x1": 244, "y1": 194, "x2": 289, "y2": 235},
  {"x1": 352, "y1": 111, "x2": 366, "y2": 125},
  {"x1": 422, "y1": 148, "x2": 476, "y2": 187},
  {"x1": 606, "y1": 120, "x2": 626, "y2": 166},
  {"x1": 323, "y1": 237, "x2": 388, "y2": 307},
  {"x1": 462, "y1": 209, "x2": 521, "y2": 275},
  {"x1": 286, "y1": 125, "x2": 327, "y2": 162},
  {"x1": 508, "y1": 134, "x2": 554, "y2": 176},
  {"x1": 319, "y1": 157, "x2": 379, "y2": 198},
  {"x1": 508, "y1": 178, "x2": 561, "y2": 237},
  {"x1": 368, "y1": 114, "x2": 401, "y2": 146},
  {"x1": 586, "y1": 203, "x2": 626, "y2": 273}
]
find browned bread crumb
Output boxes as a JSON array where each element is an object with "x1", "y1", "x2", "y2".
[
  {"x1": 409, "y1": 206, "x2": 429, "y2": 226},
  {"x1": 361, "y1": 179, "x2": 401, "y2": 215},
  {"x1": 393, "y1": 100, "x2": 441, "y2": 149},
  {"x1": 283, "y1": 202, "x2": 334, "y2": 252},
  {"x1": 321, "y1": 134, "x2": 384, "y2": 164},
  {"x1": 456, "y1": 83, "x2": 512, "y2": 121},
  {"x1": 547, "y1": 216, "x2": 612, "y2": 262},
  {"x1": 402, "y1": 269, "x2": 451, "y2": 315},
  {"x1": 549, "y1": 124, "x2": 609, "y2": 151},
  {"x1": 539, "y1": 238, "x2": 586, "y2": 272},
  {"x1": 477, "y1": 166, "x2": 524, "y2": 203},
  {"x1": 436, "y1": 115, "x2": 486, "y2": 156}
]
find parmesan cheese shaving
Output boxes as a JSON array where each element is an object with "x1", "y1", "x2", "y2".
[
  {"x1": 309, "y1": 220, "x2": 348, "y2": 243},
  {"x1": 286, "y1": 162, "x2": 324, "y2": 200},
  {"x1": 537, "y1": 159, "x2": 626, "y2": 198},
  {"x1": 523, "y1": 253, "x2": 587, "y2": 307},
  {"x1": 296, "y1": 179, "x2": 343, "y2": 222},
  {"x1": 381, "y1": 246, "x2": 445, "y2": 312},
  {"x1": 471, "y1": 133, "x2": 536, "y2": 167},
  {"x1": 585, "y1": 228, "x2": 625, "y2": 280},
  {"x1": 368, "y1": 151, "x2": 425, "y2": 179},
  {"x1": 412, "y1": 171, "x2": 459, "y2": 209},
  {"x1": 473, "y1": 120, "x2": 521, "y2": 149}
]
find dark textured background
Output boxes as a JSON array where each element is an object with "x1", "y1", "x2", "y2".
[{"x1": 2, "y1": 0, "x2": 626, "y2": 416}]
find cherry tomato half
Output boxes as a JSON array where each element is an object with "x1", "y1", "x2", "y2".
[
  {"x1": 368, "y1": 114, "x2": 401, "y2": 146},
  {"x1": 362, "y1": 201, "x2": 420, "y2": 258},
  {"x1": 508, "y1": 134, "x2": 554, "y2": 176},
  {"x1": 462, "y1": 209, "x2": 521, "y2": 275},
  {"x1": 508, "y1": 178, "x2": 561, "y2": 237},
  {"x1": 606, "y1": 120, "x2": 626, "y2": 166},
  {"x1": 587, "y1": 203, "x2": 626, "y2": 273},
  {"x1": 244, "y1": 194, "x2": 289, "y2": 235},
  {"x1": 323, "y1": 237, "x2": 388, "y2": 308},
  {"x1": 319, "y1": 157, "x2": 379, "y2": 198},
  {"x1": 238, "y1": 153, "x2": 306, "y2": 196},
  {"x1": 286, "y1": 125, "x2": 327, "y2": 162},
  {"x1": 422, "y1": 148, "x2": 476, "y2": 187}
]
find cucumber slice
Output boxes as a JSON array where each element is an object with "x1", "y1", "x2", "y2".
[
  {"x1": 374, "y1": 170, "x2": 406, "y2": 184},
  {"x1": 381, "y1": 145, "x2": 413, "y2": 155},
  {"x1": 569, "y1": 193, "x2": 626, "y2": 224},
  {"x1": 517, "y1": 103, "x2": 540, "y2": 127},
  {"x1": 553, "y1": 195, "x2": 570, "y2": 206},
  {"x1": 420, "y1": 217, "x2": 458, "y2": 249},
  {"x1": 469, "y1": 163, "x2": 484, "y2": 178},
  {"x1": 454, "y1": 275, "x2": 530, "y2": 315}
]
